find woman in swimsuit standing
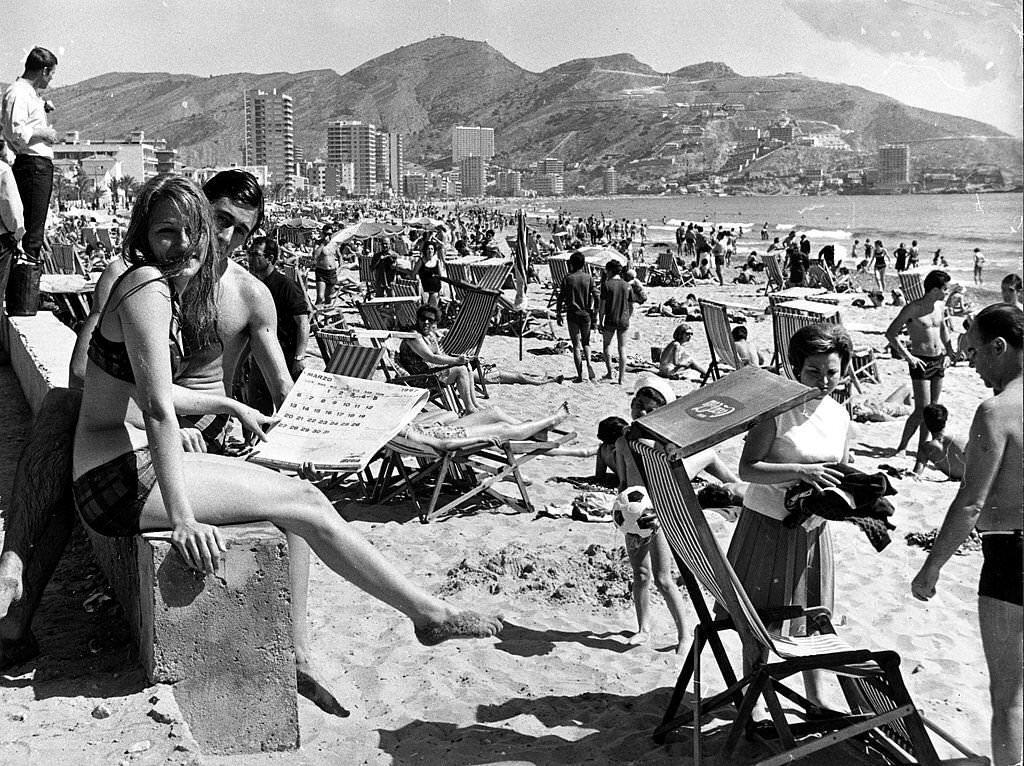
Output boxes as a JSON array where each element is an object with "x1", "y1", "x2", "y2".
[
  {"x1": 71, "y1": 175, "x2": 501, "y2": 646},
  {"x1": 411, "y1": 232, "x2": 446, "y2": 310}
]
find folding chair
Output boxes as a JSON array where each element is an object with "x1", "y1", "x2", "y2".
[
  {"x1": 807, "y1": 264, "x2": 838, "y2": 292},
  {"x1": 376, "y1": 424, "x2": 577, "y2": 523},
  {"x1": 96, "y1": 228, "x2": 115, "y2": 252},
  {"x1": 323, "y1": 342, "x2": 384, "y2": 378},
  {"x1": 314, "y1": 326, "x2": 356, "y2": 365},
  {"x1": 770, "y1": 301, "x2": 840, "y2": 379},
  {"x1": 698, "y1": 298, "x2": 745, "y2": 384},
  {"x1": 657, "y1": 250, "x2": 684, "y2": 285},
  {"x1": 546, "y1": 254, "x2": 570, "y2": 308},
  {"x1": 357, "y1": 296, "x2": 420, "y2": 331},
  {"x1": 393, "y1": 276, "x2": 421, "y2": 298},
  {"x1": 438, "y1": 283, "x2": 501, "y2": 398},
  {"x1": 899, "y1": 271, "x2": 926, "y2": 303},
  {"x1": 626, "y1": 369, "x2": 989, "y2": 766},
  {"x1": 357, "y1": 253, "x2": 375, "y2": 298},
  {"x1": 761, "y1": 253, "x2": 786, "y2": 295}
]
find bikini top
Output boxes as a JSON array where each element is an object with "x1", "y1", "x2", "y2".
[{"x1": 87, "y1": 265, "x2": 190, "y2": 384}]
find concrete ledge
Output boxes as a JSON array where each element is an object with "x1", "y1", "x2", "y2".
[
  {"x1": 3, "y1": 311, "x2": 300, "y2": 754},
  {"x1": 2, "y1": 312, "x2": 73, "y2": 414}
]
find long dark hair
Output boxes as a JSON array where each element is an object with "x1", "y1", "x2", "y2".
[{"x1": 122, "y1": 175, "x2": 219, "y2": 349}]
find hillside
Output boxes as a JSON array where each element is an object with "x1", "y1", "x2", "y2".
[{"x1": 34, "y1": 35, "x2": 1022, "y2": 183}]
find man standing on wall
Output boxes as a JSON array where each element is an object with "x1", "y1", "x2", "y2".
[{"x1": 1, "y1": 47, "x2": 59, "y2": 262}]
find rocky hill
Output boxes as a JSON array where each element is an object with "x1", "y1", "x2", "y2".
[{"x1": 27, "y1": 35, "x2": 1022, "y2": 183}]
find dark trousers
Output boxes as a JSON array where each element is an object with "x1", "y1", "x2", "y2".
[
  {"x1": 12, "y1": 155, "x2": 53, "y2": 260},
  {"x1": 0, "y1": 232, "x2": 17, "y2": 316}
]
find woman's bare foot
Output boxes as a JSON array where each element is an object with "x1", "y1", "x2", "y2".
[
  {"x1": 414, "y1": 610, "x2": 503, "y2": 646},
  {"x1": 296, "y1": 664, "x2": 349, "y2": 717}
]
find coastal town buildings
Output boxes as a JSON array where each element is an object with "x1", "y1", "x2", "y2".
[
  {"x1": 243, "y1": 88, "x2": 295, "y2": 192},
  {"x1": 328, "y1": 120, "x2": 377, "y2": 196},
  {"x1": 459, "y1": 155, "x2": 487, "y2": 197}
]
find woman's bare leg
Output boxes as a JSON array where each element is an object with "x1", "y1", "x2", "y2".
[
  {"x1": 650, "y1": 531, "x2": 688, "y2": 653},
  {"x1": 683, "y1": 447, "x2": 740, "y2": 484},
  {"x1": 403, "y1": 403, "x2": 570, "y2": 450},
  {"x1": 138, "y1": 455, "x2": 501, "y2": 645},
  {"x1": 446, "y1": 365, "x2": 479, "y2": 413},
  {"x1": 625, "y1": 539, "x2": 652, "y2": 644}
]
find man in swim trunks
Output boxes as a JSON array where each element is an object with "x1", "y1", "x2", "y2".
[
  {"x1": 912, "y1": 303, "x2": 1023, "y2": 766},
  {"x1": 313, "y1": 229, "x2": 340, "y2": 306},
  {"x1": 0, "y1": 171, "x2": 346, "y2": 715},
  {"x1": 885, "y1": 269, "x2": 958, "y2": 473}
]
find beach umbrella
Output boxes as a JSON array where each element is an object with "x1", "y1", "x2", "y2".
[
  {"x1": 328, "y1": 221, "x2": 401, "y2": 245},
  {"x1": 404, "y1": 216, "x2": 442, "y2": 229},
  {"x1": 278, "y1": 216, "x2": 320, "y2": 229},
  {"x1": 578, "y1": 245, "x2": 627, "y2": 265},
  {"x1": 512, "y1": 209, "x2": 529, "y2": 360}
]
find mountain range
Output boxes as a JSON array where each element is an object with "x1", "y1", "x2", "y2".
[{"x1": 23, "y1": 35, "x2": 1024, "y2": 186}]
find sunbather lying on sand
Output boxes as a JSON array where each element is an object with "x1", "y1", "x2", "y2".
[{"x1": 402, "y1": 402, "x2": 571, "y2": 450}]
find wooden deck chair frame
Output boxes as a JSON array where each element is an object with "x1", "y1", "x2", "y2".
[
  {"x1": 547, "y1": 255, "x2": 570, "y2": 308},
  {"x1": 357, "y1": 253, "x2": 375, "y2": 298},
  {"x1": 656, "y1": 250, "x2": 684, "y2": 284},
  {"x1": 771, "y1": 303, "x2": 863, "y2": 404},
  {"x1": 393, "y1": 276, "x2": 421, "y2": 298},
  {"x1": 899, "y1": 271, "x2": 926, "y2": 303},
  {"x1": 762, "y1": 253, "x2": 786, "y2": 294},
  {"x1": 357, "y1": 297, "x2": 420, "y2": 331},
  {"x1": 629, "y1": 439, "x2": 988, "y2": 766},
  {"x1": 49, "y1": 290, "x2": 93, "y2": 330},
  {"x1": 96, "y1": 227, "x2": 115, "y2": 252},
  {"x1": 438, "y1": 283, "x2": 501, "y2": 398},
  {"x1": 807, "y1": 264, "x2": 837, "y2": 292},
  {"x1": 376, "y1": 426, "x2": 577, "y2": 523},
  {"x1": 698, "y1": 298, "x2": 744, "y2": 384},
  {"x1": 314, "y1": 327, "x2": 356, "y2": 365}
]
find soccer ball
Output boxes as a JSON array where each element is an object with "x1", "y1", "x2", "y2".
[{"x1": 612, "y1": 486, "x2": 656, "y2": 538}]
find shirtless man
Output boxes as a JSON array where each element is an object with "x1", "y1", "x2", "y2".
[
  {"x1": 919, "y1": 403, "x2": 967, "y2": 480},
  {"x1": 912, "y1": 304, "x2": 1023, "y2": 766},
  {"x1": 0, "y1": 171, "x2": 347, "y2": 715},
  {"x1": 313, "y1": 229, "x2": 339, "y2": 306},
  {"x1": 885, "y1": 269, "x2": 958, "y2": 473}
]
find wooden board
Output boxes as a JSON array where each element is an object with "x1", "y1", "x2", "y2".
[{"x1": 631, "y1": 366, "x2": 819, "y2": 456}]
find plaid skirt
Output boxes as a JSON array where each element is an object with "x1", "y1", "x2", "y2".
[
  {"x1": 724, "y1": 507, "x2": 834, "y2": 637},
  {"x1": 72, "y1": 448, "x2": 156, "y2": 537}
]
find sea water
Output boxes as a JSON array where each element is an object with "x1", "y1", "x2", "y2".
[{"x1": 524, "y1": 193, "x2": 1023, "y2": 299}]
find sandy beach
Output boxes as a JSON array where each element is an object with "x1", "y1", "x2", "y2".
[{"x1": 0, "y1": 255, "x2": 997, "y2": 765}]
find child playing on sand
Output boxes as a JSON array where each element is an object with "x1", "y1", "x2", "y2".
[
  {"x1": 613, "y1": 374, "x2": 742, "y2": 652},
  {"x1": 918, "y1": 404, "x2": 966, "y2": 480}
]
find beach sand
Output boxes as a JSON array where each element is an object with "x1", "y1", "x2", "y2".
[{"x1": 0, "y1": 255, "x2": 994, "y2": 765}]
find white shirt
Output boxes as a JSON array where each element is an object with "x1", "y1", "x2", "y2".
[
  {"x1": 2, "y1": 78, "x2": 53, "y2": 159},
  {"x1": 0, "y1": 161, "x2": 25, "y2": 239}
]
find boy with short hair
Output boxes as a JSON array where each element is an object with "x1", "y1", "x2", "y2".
[{"x1": 918, "y1": 404, "x2": 967, "y2": 480}]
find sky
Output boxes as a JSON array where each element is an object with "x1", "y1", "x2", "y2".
[{"x1": 5, "y1": 0, "x2": 1022, "y2": 136}]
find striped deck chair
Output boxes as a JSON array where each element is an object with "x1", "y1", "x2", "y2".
[
  {"x1": 806, "y1": 264, "x2": 837, "y2": 291},
  {"x1": 357, "y1": 254, "x2": 375, "y2": 298},
  {"x1": 323, "y1": 342, "x2": 384, "y2": 378},
  {"x1": 357, "y1": 296, "x2": 420, "y2": 331},
  {"x1": 439, "y1": 284, "x2": 501, "y2": 398},
  {"x1": 444, "y1": 260, "x2": 475, "y2": 306},
  {"x1": 82, "y1": 227, "x2": 99, "y2": 248},
  {"x1": 470, "y1": 260, "x2": 513, "y2": 293},
  {"x1": 898, "y1": 271, "x2": 926, "y2": 303},
  {"x1": 697, "y1": 298, "x2": 745, "y2": 384},
  {"x1": 629, "y1": 431, "x2": 988, "y2": 766},
  {"x1": 49, "y1": 290, "x2": 93, "y2": 331},
  {"x1": 392, "y1": 277, "x2": 421, "y2": 298},
  {"x1": 656, "y1": 250, "x2": 684, "y2": 284},
  {"x1": 376, "y1": 425, "x2": 577, "y2": 523},
  {"x1": 547, "y1": 254, "x2": 570, "y2": 308},
  {"x1": 314, "y1": 327, "x2": 356, "y2": 365},
  {"x1": 771, "y1": 301, "x2": 841, "y2": 379},
  {"x1": 761, "y1": 253, "x2": 786, "y2": 294}
]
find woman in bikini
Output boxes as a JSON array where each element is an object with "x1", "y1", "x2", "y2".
[{"x1": 71, "y1": 175, "x2": 501, "y2": 646}]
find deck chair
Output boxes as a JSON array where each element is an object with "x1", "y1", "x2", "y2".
[
  {"x1": 314, "y1": 326, "x2": 356, "y2": 365},
  {"x1": 806, "y1": 264, "x2": 837, "y2": 291},
  {"x1": 357, "y1": 253, "x2": 375, "y2": 298},
  {"x1": 770, "y1": 301, "x2": 841, "y2": 378},
  {"x1": 899, "y1": 271, "x2": 926, "y2": 303},
  {"x1": 376, "y1": 424, "x2": 577, "y2": 523},
  {"x1": 393, "y1": 276, "x2": 420, "y2": 298},
  {"x1": 438, "y1": 283, "x2": 501, "y2": 398},
  {"x1": 546, "y1": 254, "x2": 570, "y2": 308},
  {"x1": 48, "y1": 289, "x2": 93, "y2": 330},
  {"x1": 762, "y1": 253, "x2": 786, "y2": 294},
  {"x1": 96, "y1": 227, "x2": 115, "y2": 252},
  {"x1": 625, "y1": 369, "x2": 989, "y2": 766},
  {"x1": 323, "y1": 342, "x2": 384, "y2": 378},
  {"x1": 656, "y1": 250, "x2": 684, "y2": 284},
  {"x1": 698, "y1": 299, "x2": 745, "y2": 384},
  {"x1": 357, "y1": 296, "x2": 420, "y2": 331}
]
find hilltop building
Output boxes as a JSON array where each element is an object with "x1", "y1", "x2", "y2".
[
  {"x1": 243, "y1": 89, "x2": 295, "y2": 192},
  {"x1": 877, "y1": 144, "x2": 911, "y2": 189},
  {"x1": 452, "y1": 125, "x2": 495, "y2": 163}
]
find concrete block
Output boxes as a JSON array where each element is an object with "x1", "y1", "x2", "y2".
[
  {"x1": 87, "y1": 522, "x2": 299, "y2": 754},
  {"x1": 2, "y1": 312, "x2": 73, "y2": 413}
]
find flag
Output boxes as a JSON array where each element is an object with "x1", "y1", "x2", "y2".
[{"x1": 512, "y1": 209, "x2": 528, "y2": 311}]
